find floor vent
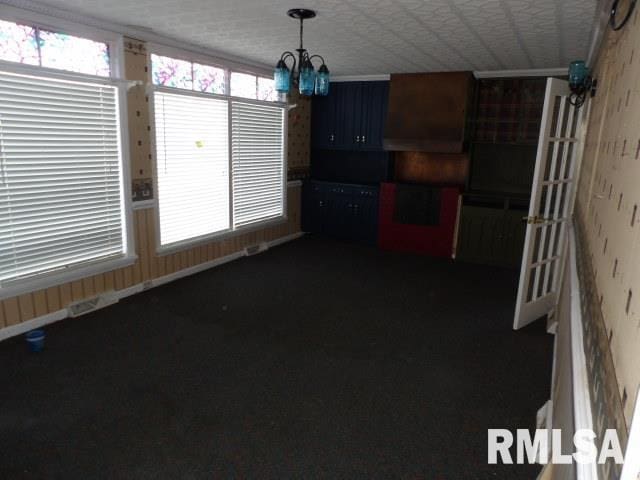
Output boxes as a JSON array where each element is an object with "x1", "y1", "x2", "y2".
[{"x1": 67, "y1": 291, "x2": 118, "y2": 317}]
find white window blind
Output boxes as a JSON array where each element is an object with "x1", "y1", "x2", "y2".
[
  {"x1": 154, "y1": 90, "x2": 230, "y2": 247},
  {"x1": 0, "y1": 70, "x2": 125, "y2": 285},
  {"x1": 231, "y1": 101, "x2": 285, "y2": 228}
]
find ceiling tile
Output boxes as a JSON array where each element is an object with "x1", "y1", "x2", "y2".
[{"x1": 29, "y1": 0, "x2": 598, "y2": 74}]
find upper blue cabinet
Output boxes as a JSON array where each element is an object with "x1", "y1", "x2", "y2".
[{"x1": 311, "y1": 81, "x2": 389, "y2": 151}]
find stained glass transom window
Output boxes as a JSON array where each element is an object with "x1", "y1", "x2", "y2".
[
  {"x1": 0, "y1": 18, "x2": 110, "y2": 76},
  {"x1": 230, "y1": 72, "x2": 279, "y2": 101},
  {"x1": 151, "y1": 53, "x2": 226, "y2": 94},
  {"x1": 230, "y1": 71, "x2": 257, "y2": 99}
]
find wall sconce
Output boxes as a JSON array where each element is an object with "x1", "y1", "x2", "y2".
[{"x1": 568, "y1": 60, "x2": 597, "y2": 108}]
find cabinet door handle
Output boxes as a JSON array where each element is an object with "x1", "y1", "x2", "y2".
[
  {"x1": 361, "y1": 135, "x2": 366, "y2": 144},
  {"x1": 356, "y1": 135, "x2": 360, "y2": 143},
  {"x1": 329, "y1": 134, "x2": 334, "y2": 142}
]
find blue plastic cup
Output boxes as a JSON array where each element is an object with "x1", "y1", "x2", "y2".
[{"x1": 25, "y1": 330, "x2": 45, "y2": 352}]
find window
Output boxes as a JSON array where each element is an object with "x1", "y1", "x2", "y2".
[
  {"x1": 151, "y1": 53, "x2": 225, "y2": 94},
  {"x1": 150, "y1": 51, "x2": 286, "y2": 250},
  {"x1": 0, "y1": 19, "x2": 110, "y2": 76},
  {"x1": 154, "y1": 91, "x2": 230, "y2": 246},
  {"x1": 0, "y1": 19, "x2": 130, "y2": 297},
  {"x1": 231, "y1": 102, "x2": 285, "y2": 227},
  {"x1": 152, "y1": 86, "x2": 286, "y2": 250}
]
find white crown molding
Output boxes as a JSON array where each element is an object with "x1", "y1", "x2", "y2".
[
  {"x1": 473, "y1": 68, "x2": 567, "y2": 78},
  {"x1": 0, "y1": 0, "x2": 273, "y2": 76},
  {"x1": 331, "y1": 74, "x2": 391, "y2": 82},
  {"x1": 334, "y1": 69, "x2": 567, "y2": 82}
]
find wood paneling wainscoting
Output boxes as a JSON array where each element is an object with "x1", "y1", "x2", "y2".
[{"x1": 0, "y1": 186, "x2": 301, "y2": 330}]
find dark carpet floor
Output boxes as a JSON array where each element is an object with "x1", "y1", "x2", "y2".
[{"x1": 0, "y1": 236, "x2": 552, "y2": 479}]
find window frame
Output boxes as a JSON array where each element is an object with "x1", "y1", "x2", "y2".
[
  {"x1": 0, "y1": 16, "x2": 136, "y2": 301},
  {"x1": 149, "y1": 82, "x2": 288, "y2": 255}
]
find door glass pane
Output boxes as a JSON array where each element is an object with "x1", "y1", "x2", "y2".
[
  {"x1": 557, "y1": 182, "x2": 569, "y2": 219},
  {"x1": 570, "y1": 107, "x2": 580, "y2": 137},
  {"x1": 527, "y1": 267, "x2": 537, "y2": 302},
  {"x1": 538, "y1": 185, "x2": 551, "y2": 216},
  {"x1": 550, "y1": 96, "x2": 562, "y2": 135},
  {"x1": 544, "y1": 142, "x2": 555, "y2": 181},
  {"x1": 553, "y1": 142, "x2": 566, "y2": 179},
  {"x1": 560, "y1": 99, "x2": 572, "y2": 137},
  {"x1": 552, "y1": 216, "x2": 563, "y2": 256},
  {"x1": 562, "y1": 143, "x2": 575, "y2": 180},
  {"x1": 537, "y1": 262, "x2": 547, "y2": 298},
  {"x1": 541, "y1": 224, "x2": 553, "y2": 260},
  {"x1": 532, "y1": 225, "x2": 542, "y2": 260},
  {"x1": 546, "y1": 260, "x2": 556, "y2": 295}
]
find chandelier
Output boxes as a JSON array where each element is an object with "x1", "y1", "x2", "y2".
[{"x1": 274, "y1": 9, "x2": 330, "y2": 97}]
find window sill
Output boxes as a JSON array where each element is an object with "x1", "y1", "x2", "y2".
[
  {"x1": 157, "y1": 215, "x2": 288, "y2": 256},
  {"x1": 0, "y1": 254, "x2": 138, "y2": 301}
]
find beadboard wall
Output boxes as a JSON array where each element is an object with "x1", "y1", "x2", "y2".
[
  {"x1": 574, "y1": 9, "x2": 640, "y2": 429},
  {"x1": 0, "y1": 38, "x2": 308, "y2": 331}
]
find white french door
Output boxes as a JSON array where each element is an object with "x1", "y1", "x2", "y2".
[{"x1": 513, "y1": 78, "x2": 583, "y2": 330}]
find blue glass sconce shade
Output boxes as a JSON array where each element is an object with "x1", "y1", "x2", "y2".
[
  {"x1": 315, "y1": 64, "x2": 330, "y2": 96},
  {"x1": 274, "y1": 60, "x2": 290, "y2": 93},
  {"x1": 299, "y1": 63, "x2": 315, "y2": 96},
  {"x1": 569, "y1": 60, "x2": 588, "y2": 90}
]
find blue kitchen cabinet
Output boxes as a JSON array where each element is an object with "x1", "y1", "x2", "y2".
[
  {"x1": 302, "y1": 181, "x2": 329, "y2": 234},
  {"x1": 360, "y1": 81, "x2": 389, "y2": 151},
  {"x1": 311, "y1": 81, "x2": 389, "y2": 151},
  {"x1": 302, "y1": 180, "x2": 380, "y2": 245}
]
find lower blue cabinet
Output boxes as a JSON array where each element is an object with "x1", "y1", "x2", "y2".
[{"x1": 302, "y1": 180, "x2": 379, "y2": 245}]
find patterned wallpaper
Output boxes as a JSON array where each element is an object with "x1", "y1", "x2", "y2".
[
  {"x1": 124, "y1": 39, "x2": 154, "y2": 201},
  {"x1": 574, "y1": 6, "x2": 640, "y2": 440},
  {"x1": 286, "y1": 90, "x2": 311, "y2": 180}
]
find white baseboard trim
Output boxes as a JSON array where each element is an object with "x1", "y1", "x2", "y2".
[
  {"x1": 0, "y1": 309, "x2": 67, "y2": 342},
  {"x1": 262, "y1": 232, "x2": 304, "y2": 249},
  {"x1": 148, "y1": 250, "x2": 245, "y2": 290},
  {"x1": 0, "y1": 231, "x2": 304, "y2": 343}
]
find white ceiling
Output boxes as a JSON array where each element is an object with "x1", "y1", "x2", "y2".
[{"x1": 23, "y1": 0, "x2": 598, "y2": 75}]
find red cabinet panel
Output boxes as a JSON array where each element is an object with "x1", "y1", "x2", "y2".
[{"x1": 378, "y1": 183, "x2": 460, "y2": 257}]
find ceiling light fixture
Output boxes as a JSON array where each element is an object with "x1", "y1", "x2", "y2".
[{"x1": 274, "y1": 9, "x2": 330, "y2": 97}]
